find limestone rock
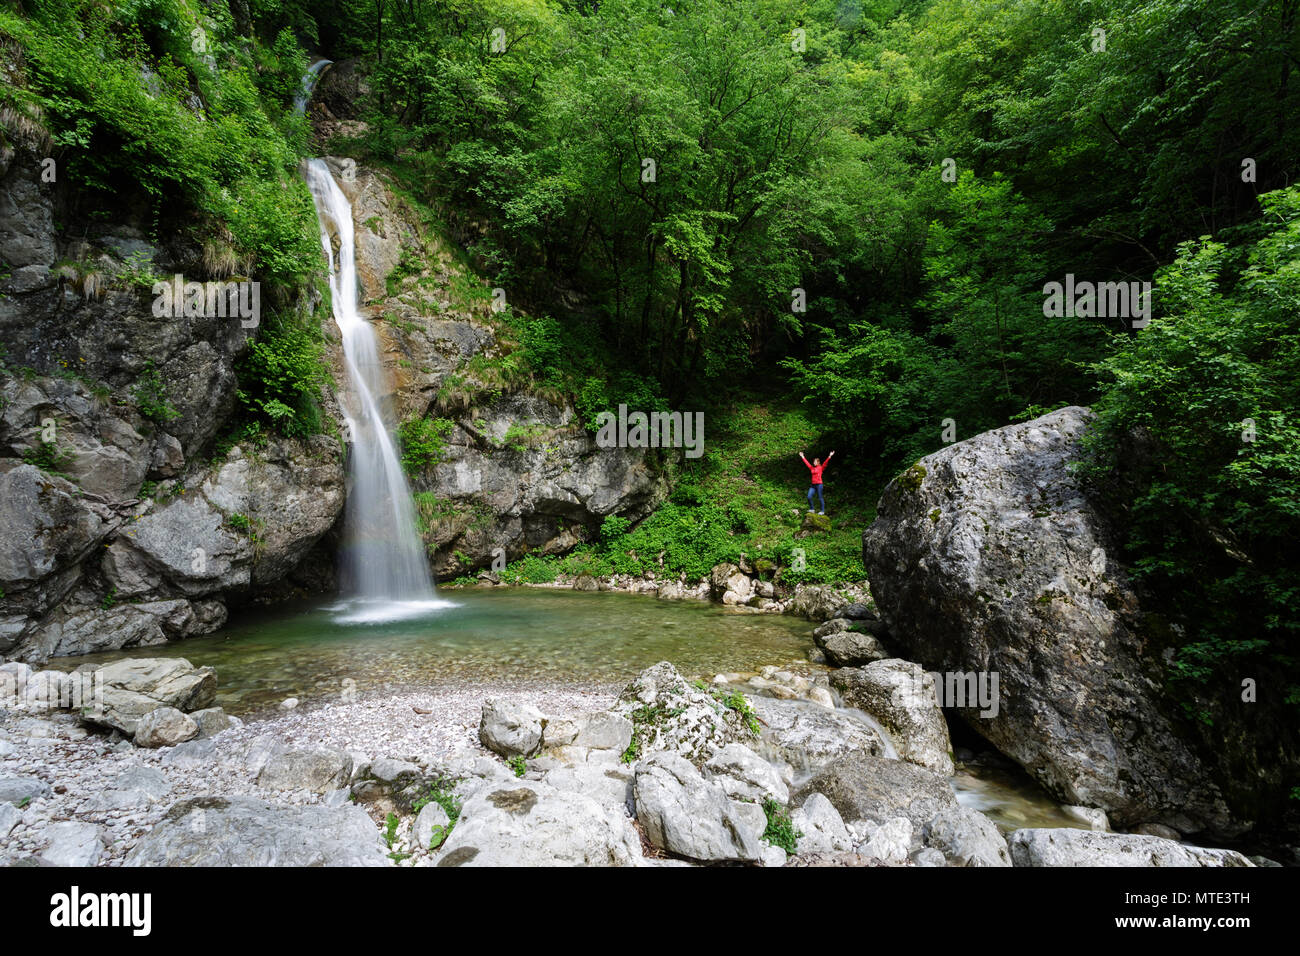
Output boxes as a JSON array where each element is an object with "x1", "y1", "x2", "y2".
[
  {"x1": 862, "y1": 407, "x2": 1234, "y2": 832},
  {"x1": 704, "y1": 743, "x2": 789, "y2": 805},
  {"x1": 124, "y1": 797, "x2": 390, "y2": 867},
  {"x1": 133, "y1": 706, "x2": 199, "y2": 748},
  {"x1": 922, "y1": 805, "x2": 1011, "y2": 867},
  {"x1": 831, "y1": 660, "x2": 955, "y2": 775},
  {"x1": 633, "y1": 752, "x2": 763, "y2": 863},
  {"x1": 1008, "y1": 828, "x2": 1254, "y2": 867},
  {"x1": 791, "y1": 793, "x2": 852, "y2": 855},
  {"x1": 479, "y1": 698, "x2": 544, "y2": 758},
  {"x1": 257, "y1": 748, "x2": 354, "y2": 793},
  {"x1": 437, "y1": 782, "x2": 641, "y2": 867}
]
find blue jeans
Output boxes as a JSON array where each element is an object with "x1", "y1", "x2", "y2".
[{"x1": 807, "y1": 483, "x2": 825, "y2": 511}]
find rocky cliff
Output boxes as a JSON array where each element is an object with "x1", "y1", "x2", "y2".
[{"x1": 0, "y1": 67, "x2": 663, "y2": 664}]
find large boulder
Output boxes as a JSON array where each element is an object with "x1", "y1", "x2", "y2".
[
  {"x1": 704, "y1": 743, "x2": 789, "y2": 805},
  {"x1": 861, "y1": 407, "x2": 1233, "y2": 833},
  {"x1": 795, "y1": 753, "x2": 958, "y2": 830},
  {"x1": 613, "y1": 662, "x2": 758, "y2": 765},
  {"x1": 633, "y1": 752, "x2": 763, "y2": 863},
  {"x1": 831, "y1": 661, "x2": 954, "y2": 775},
  {"x1": 436, "y1": 781, "x2": 642, "y2": 867},
  {"x1": 1007, "y1": 828, "x2": 1253, "y2": 868},
  {"x1": 749, "y1": 696, "x2": 891, "y2": 774},
  {"x1": 922, "y1": 805, "x2": 1012, "y2": 867},
  {"x1": 82, "y1": 657, "x2": 217, "y2": 736},
  {"x1": 124, "y1": 797, "x2": 390, "y2": 867}
]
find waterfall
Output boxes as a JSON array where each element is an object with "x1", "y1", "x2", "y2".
[{"x1": 298, "y1": 64, "x2": 445, "y2": 620}]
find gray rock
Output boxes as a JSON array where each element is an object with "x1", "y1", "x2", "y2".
[
  {"x1": 257, "y1": 748, "x2": 354, "y2": 793},
  {"x1": 911, "y1": 846, "x2": 947, "y2": 867},
  {"x1": 704, "y1": 743, "x2": 789, "y2": 805},
  {"x1": 190, "y1": 707, "x2": 231, "y2": 738},
  {"x1": 1008, "y1": 828, "x2": 1254, "y2": 867},
  {"x1": 761, "y1": 843, "x2": 787, "y2": 867},
  {"x1": 831, "y1": 660, "x2": 954, "y2": 775},
  {"x1": 1131, "y1": 822, "x2": 1182, "y2": 841},
  {"x1": 41, "y1": 821, "x2": 104, "y2": 867},
  {"x1": 613, "y1": 661, "x2": 757, "y2": 765},
  {"x1": 0, "y1": 775, "x2": 51, "y2": 806},
  {"x1": 124, "y1": 796, "x2": 390, "y2": 866},
  {"x1": 0, "y1": 802, "x2": 21, "y2": 836},
  {"x1": 795, "y1": 753, "x2": 958, "y2": 830},
  {"x1": 162, "y1": 738, "x2": 217, "y2": 768},
  {"x1": 923, "y1": 805, "x2": 1011, "y2": 867},
  {"x1": 860, "y1": 816, "x2": 912, "y2": 863},
  {"x1": 83, "y1": 658, "x2": 217, "y2": 736},
  {"x1": 791, "y1": 793, "x2": 852, "y2": 855},
  {"x1": 634, "y1": 752, "x2": 763, "y2": 862},
  {"x1": 750, "y1": 697, "x2": 889, "y2": 775},
  {"x1": 133, "y1": 706, "x2": 199, "y2": 748},
  {"x1": 820, "y1": 629, "x2": 891, "y2": 667},
  {"x1": 1062, "y1": 805, "x2": 1111, "y2": 831},
  {"x1": 862, "y1": 407, "x2": 1235, "y2": 832},
  {"x1": 479, "y1": 698, "x2": 544, "y2": 758},
  {"x1": 542, "y1": 760, "x2": 635, "y2": 814},
  {"x1": 436, "y1": 781, "x2": 641, "y2": 867}
]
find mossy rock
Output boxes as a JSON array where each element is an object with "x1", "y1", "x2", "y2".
[{"x1": 801, "y1": 512, "x2": 832, "y2": 533}]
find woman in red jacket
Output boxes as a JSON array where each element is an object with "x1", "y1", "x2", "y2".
[{"x1": 799, "y1": 450, "x2": 835, "y2": 514}]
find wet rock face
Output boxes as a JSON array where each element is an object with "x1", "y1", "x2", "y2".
[{"x1": 861, "y1": 407, "x2": 1235, "y2": 834}]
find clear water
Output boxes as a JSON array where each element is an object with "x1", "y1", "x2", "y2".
[{"x1": 55, "y1": 590, "x2": 813, "y2": 715}]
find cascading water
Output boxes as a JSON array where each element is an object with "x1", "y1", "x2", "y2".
[{"x1": 298, "y1": 62, "x2": 447, "y2": 621}]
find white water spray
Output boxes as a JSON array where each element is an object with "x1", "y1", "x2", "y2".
[{"x1": 299, "y1": 63, "x2": 446, "y2": 621}]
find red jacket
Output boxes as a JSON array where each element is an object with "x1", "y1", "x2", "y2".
[{"x1": 804, "y1": 459, "x2": 825, "y2": 483}]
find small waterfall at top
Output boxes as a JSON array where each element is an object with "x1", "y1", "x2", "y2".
[{"x1": 298, "y1": 61, "x2": 445, "y2": 621}]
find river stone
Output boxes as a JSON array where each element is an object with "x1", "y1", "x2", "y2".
[
  {"x1": 785, "y1": 585, "x2": 847, "y2": 622},
  {"x1": 614, "y1": 661, "x2": 756, "y2": 765},
  {"x1": 133, "y1": 706, "x2": 199, "y2": 748},
  {"x1": 634, "y1": 752, "x2": 763, "y2": 863},
  {"x1": 257, "y1": 748, "x2": 354, "y2": 793},
  {"x1": 922, "y1": 805, "x2": 1011, "y2": 867},
  {"x1": 413, "y1": 801, "x2": 452, "y2": 851},
  {"x1": 704, "y1": 743, "x2": 789, "y2": 805},
  {"x1": 84, "y1": 657, "x2": 217, "y2": 736},
  {"x1": 437, "y1": 781, "x2": 642, "y2": 867},
  {"x1": 820, "y1": 629, "x2": 891, "y2": 667},
  {"x1": 479, "y1": 698, "x2": 544, "y2": 758},
  {"x1": 1132, "y1": 822, "x2": 1182, "y2": 841},
  {"x1": 0, "y1": 775, "x2": 51, "y2": 806},
  {"x1": 1008, "y1": 828, "x2": 1254, "y2": 867},
  {"x1": 750, "y1": 696, "x2": 888, "y2": 775},
  {"x1": 190, "y1": 707, "x2": 231, "y2": 738},
  {"x1": 862, "y1": 406, "x2": 1235, "y2": 832},
  {"x1": 125, "y1": 796, "x2": 390, "y2": 866},
  {"x1": 796, "y1": 753, "x2": 959, "y2": 830},
  {"x1": 860, "y1": 817, "x2": 912, "y2": 863},
  {"x1": 791, "y1": 793, "x2": 853, "y2": 855},
  {"x1": 0, "y1": 802, "x2": 21, "y2": 836},
  {"x1": 1061, "y1": 805, "x2": 1110, "y2": 831},
  {"x1": 831, "y1": 661, "x2": 954, "y2": 775},
  {"x1": 41, "y1": 821, "x2": 104, "y2": 867},
  {"x1": 813, "y1": 618, "x2": 852, "y2": 640}
]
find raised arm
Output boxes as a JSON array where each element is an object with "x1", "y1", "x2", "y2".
[
  {"x1": 825, "y1": 450, "x2": 836, "y2": 467},
  {"x1": 799, "y1": 452, "x2": 811, "y2": 470}
]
